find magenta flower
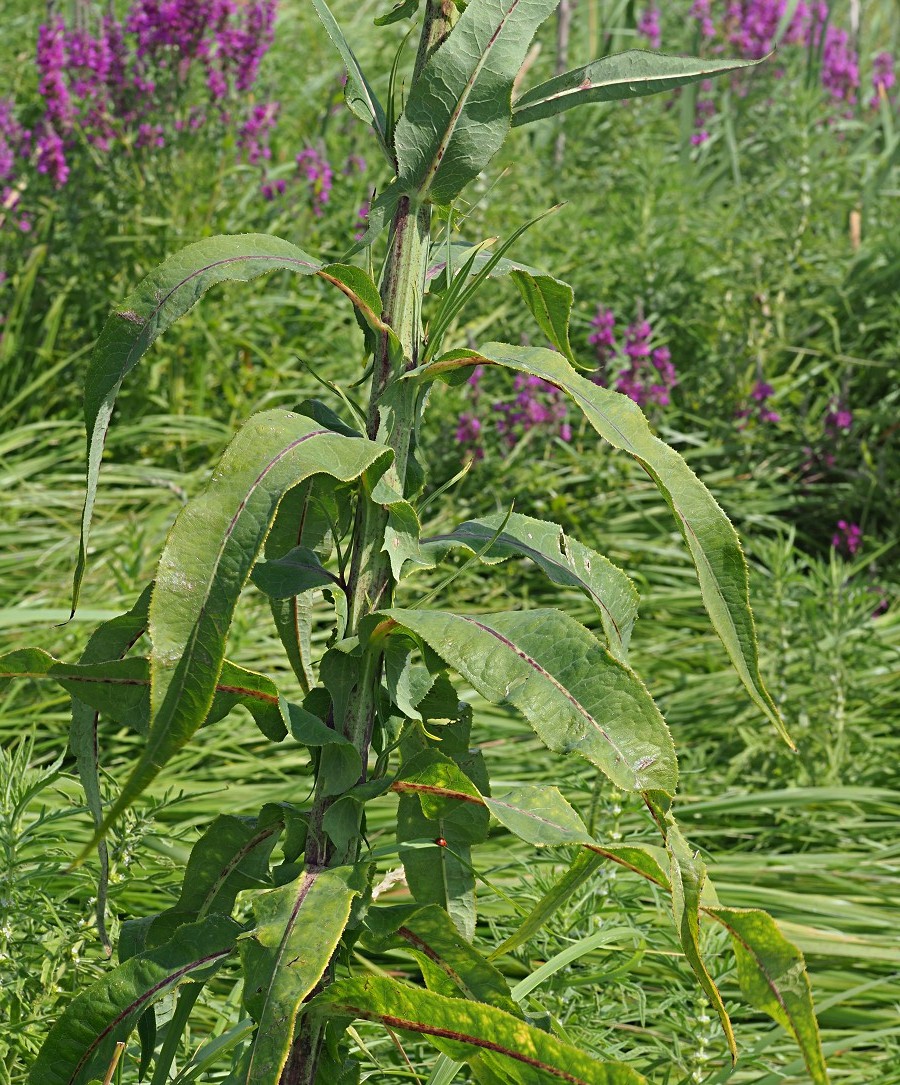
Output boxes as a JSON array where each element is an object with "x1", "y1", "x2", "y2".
[
  {"x1": 832, "y1": 520, "x2": 862, "y2": 557},
  {"x1": 296, "y1": 147, "x2": 333, "y2": 216},
  {"x1": 637, "y1": 6, "x2": 661, "y2": 49}
]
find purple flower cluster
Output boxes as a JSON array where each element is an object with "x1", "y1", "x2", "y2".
[
  {"x1": 295, "y1": 147, "x2": 334, "y2": 217},
  {"x1": 871, "y1": 52, "x2": 896, "y2": 106},
  {"x1": 832, "y1": 520, "x2": 862, "y2": 557},
  {"x1": 455, "y1": 365, "x2": 572, "y2": 461},
  {"x1": 2, "y1": 2, "x2": 278, "y2": 228},
  {"x1": 737, "y1": 379, "x2": 780, "y2": 426},
  {"x1": 677, "y1": 2, "x2": 892, "y2": 138},
  {"x1": 824, "y1": 400, "x2": 853, "y2": 439},
  {"x1": 637, "y1": 7, "x2": 662, "y2": 50},
  {"x1": 589, "y1": 307, "x2": 677, "y2": 409}
]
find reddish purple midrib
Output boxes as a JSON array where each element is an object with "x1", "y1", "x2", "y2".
[
  {"x1": 332, "y1": 1004, "x2": 592, "y2": 1084},
  {"x1": 462, "y1": 616, "x2": 627, "y2": 765},
  {"x1": 67, "y1": 947, "x2": 232, "y2": 1083}
]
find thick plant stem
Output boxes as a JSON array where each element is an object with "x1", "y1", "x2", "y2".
[{"x1": 280, "y1": 7, "x2": 455, "y2": 1082}]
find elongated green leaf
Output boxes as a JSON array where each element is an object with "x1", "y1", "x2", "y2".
[
  {"x1": 74, "y1": 235, "x2": 322, "y2": 614},
  {"x1": 251, "y1": 546, "x2": 337, "y2": 598},
  {"x1": 81, "y1": 413, "x2": 390, "y2": 849},
  {"x1": 419, "y1": 344, "x2": 790, "y2": 747},
  {"x1": 492, "y1": 850, "x2": 604, "y2": 961},
  {"x1": 0, "y1": 650, "x2": 286, "y2": 741},
  {"x1": 366, "y1": 903, "x2": 519, "y2": 1014},
  {"x1": 238, "y1": 865, "x2": 364, "y2": 1085},
  {"x1": 512, "y1": 50, "x2": 765, "y2": 126},
  {"x1": 422, "y1": 511, "x2": 638, "y2": 661},
  {"x1": 666, "y1": 822, "x2": 736, "y2": 1062},
  {"x1": 706, "y1": 907, "x2": 827, "y2": 1085},
  {"x1": 485, "y1": 785, "x2": 592, "y2": 847},
  {"x1": 150, "y1": 812, "x2": 281, "y2": 946},
  {"x1": 313, "y1": 976, "x2": 648, "y2": 1083},
  {"x1": 396, "y1": 746, "x2": 488, "y2": 939},
  {"x1": 310, "y1": 0, "x2": 390, "y2": 157},
  {"x1": 385, "y1": 607, "x2": 677, "y2": 793},
  {"x1": 394, "y1": 0, "x2": 559, "y2": 204},
  {"x1": 263, "y1": 475, "x2": 346, "y2": 692},
  {"x1": 29, "y1": 916, "x2": 240, "y2": 1085},
  {"x1": 425, "y1": 240, "x2": 550, "y2": 294},
  {"x1": 587, "y1": 843, "x2": 670, "y2": 891},
  {"x1": 508, "y1": 270, "x2": 576, "y2": 365}
]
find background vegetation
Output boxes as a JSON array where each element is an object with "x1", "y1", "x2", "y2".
[{"x1": 0, "y1": 0, "x2": 897, "y2": 1082}]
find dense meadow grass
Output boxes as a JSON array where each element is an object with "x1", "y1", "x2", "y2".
[{"x1": 0, "y1": 1, "x2": 898, "y2": 1082}]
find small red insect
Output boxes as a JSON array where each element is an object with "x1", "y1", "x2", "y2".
[{"x1": 435, "y1": 837, "x2": 448, "y2": 847}]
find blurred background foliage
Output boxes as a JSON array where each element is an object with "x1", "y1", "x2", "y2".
[{"x1": 0, "y1": 0, "x2": 897, "y2": 1082}]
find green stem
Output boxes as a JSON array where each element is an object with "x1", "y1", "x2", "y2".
[{"x1": 280, "y1": 6, "x2": 456, "y2": 1081}]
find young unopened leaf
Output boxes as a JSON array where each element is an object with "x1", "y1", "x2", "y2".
[
  {"x1": 423, "y1": 511, "x2": 638, "y2": 661},
  {"x1": 312, "y1": 975, "x2": 648, "y2": 1083},
  {"x1": 29, "y1": 916, "x2": 240, "y2": 1085},
  {"x1": 238, "y1": 865, "x2": 365, "y2": 1085},
  {"x1": 385, "y1": 607, "x2": 677, "y2": 793},
  {"x1": 707, "y1": 907, "x2": 827, "y2": 1085},
  {"x1": 393, "y1": 0, "x2": 559, "y2": 204},
  {"x1": 513, "y1": 50, "x2": 765, "y2": 126},
  {"x1": 420, "y1": 345, "x2": 790, "y2": 747}
]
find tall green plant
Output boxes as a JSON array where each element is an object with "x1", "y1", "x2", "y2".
[{"x1": 4, "y1": 3, "x2": 828, "y2": 1083}]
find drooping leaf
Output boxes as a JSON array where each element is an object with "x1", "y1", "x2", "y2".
[
  {"x1": 425, "y1": 240, "x2": 550, "y2": 294},
  {"x1": 667, "y1": 822, "x2": 736, "y2": 1062},
  {"x1": 484, "y1": 785, "x2": 593, "y2": 847},
  {"x1": 422, "y1": 511, "x2": 638, "y2": 661},
  {"x1": 508, "y1": 269, "x2": 576, "y2": 365},
  {"x1": 263, "y1": 475, "x2": 348, "y2": 692},
  {"x1": 420, "y1": 344, "x2": 790, "y2": 747},
  {"x1": 384, "y1": 635, "x2": 437, "y2": 721},
  {"x1": 310, "y1": 0, "x2": 390, "y2": 157},
  {"x1": 513, "y1": 50, "x2": 764, "y2": 126},
  {"x1": 396, "y1": 747, "x2": 488, "y2": 939},
  {"x1": 29, "y1": 916, "x2": 240, "y2": 1085},
  {"x1": 587, "y1": 843, "x2": 670, "y2": 891},
  {"x1": 706, "y1": 907, "x2": 827, "y2": 1085},
  {"x1": 74, "y1": 234, "x2": 323, "y2": 614},
  {"x1": 393, "y1": 0, "x2": 559, "y2": 204},
  {"x1": 312, "y1": 976, "x2": 648, "y2": 1083},
  {"x1": 375, "y1": 0, "x2": 420, "y2": 26},
  {"x1": 238, "y1": 865, "x2": 365, "y2": 1085},
  {"x1": 81, "y1": 411, "x2": 390, "y2": 849},
  {"x1": 384, "y1": 607, "x2": 677, "y2": 793}
]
